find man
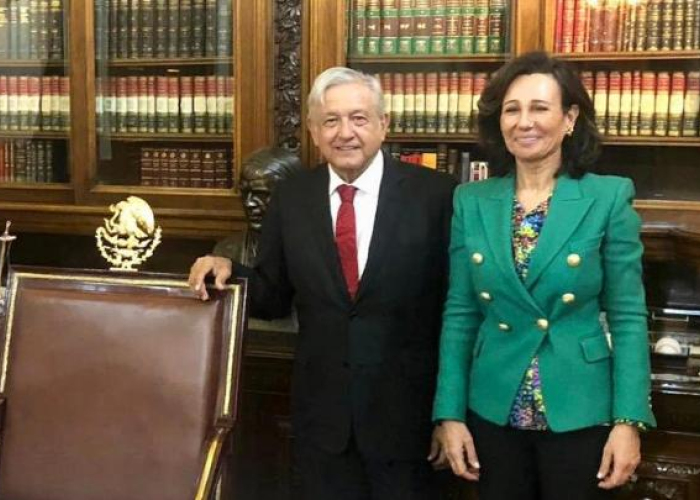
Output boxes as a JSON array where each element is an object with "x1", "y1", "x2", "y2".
[{"x1": 189, "y1": 67, "x2": 456, "y2": 499}]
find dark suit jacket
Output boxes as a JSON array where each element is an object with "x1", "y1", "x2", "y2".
[{"x1": 236, "y1": 157, "x2": 456, "y2": 460}]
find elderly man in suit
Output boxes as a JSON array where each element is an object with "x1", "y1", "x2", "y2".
[{"x1": 189, "y1": 67, "x2": 456, "y2": 499}]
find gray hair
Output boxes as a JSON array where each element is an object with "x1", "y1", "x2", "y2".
[{"x1": 307, "y1": 67, "x2": 385, "y2": 120}]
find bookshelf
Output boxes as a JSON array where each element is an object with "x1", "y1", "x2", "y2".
[
  {"x1": 0, "y1": 0, "x2": 273, "y2": 239},
  {"x1": 543, "y1": 0, "x2": 700, "y2": 227}
]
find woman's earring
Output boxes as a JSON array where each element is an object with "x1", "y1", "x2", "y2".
[{"x1": 566, "y1": 126, "x2": 574, "y2": 136}]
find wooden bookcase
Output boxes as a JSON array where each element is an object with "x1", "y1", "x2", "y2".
[
  {"x1": 303, "y1": 0, "x2": 700, "y2": 230},
  {"x1": 0, "y1": 0, "x2": 274, "y2": 239}
]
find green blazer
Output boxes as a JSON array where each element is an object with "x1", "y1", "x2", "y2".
[{"x1": 433, "y1": 173, "x2": 656, "y2": 431}]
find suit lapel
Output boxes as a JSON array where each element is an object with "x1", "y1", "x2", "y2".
[
  {"x1": 355, "y1": 159, "x2": 405, "y2": 301},
  {"x1": 477, "y1": 176, "x2": 543, "y2": 314},
  {"x1": 305, "y1": 166, "x2": 352, "y2": 302},
  {"x1": 524, "y1": 175, "x2": 594, "y2": 289}
]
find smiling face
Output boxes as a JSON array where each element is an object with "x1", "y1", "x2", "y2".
[
  {"x1": 500, "y1": 73, "x2": 579, "y2": 173},
  {"x1": 307, "y1": 82, "x2": 389, "y2": 183}
]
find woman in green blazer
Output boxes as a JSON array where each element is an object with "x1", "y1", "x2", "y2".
[{"x1": 430, "y1": 52, "x2": 655, "y2": 500}]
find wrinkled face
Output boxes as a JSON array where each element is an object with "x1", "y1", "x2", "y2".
[
  {"x1": 307, "y1": 82, "x2": 389, "y2": 183},
  {"x1": 500, "y1": 73, "x2": 578, "y2": 168},
  {"x1": 240, "y1": 175, "x2": 275, "y2": 232}
]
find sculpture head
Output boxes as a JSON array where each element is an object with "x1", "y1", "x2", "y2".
[{"x1": 240, "y1": 147, "x2": 302, "y2": 232}]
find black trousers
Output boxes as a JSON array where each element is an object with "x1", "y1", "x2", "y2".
[
  {"x1": 292, "y1": 435, "x2": 438, "y2": 500},
  {"x1": 468, "y1": 411, "x2": 615, "y2": 500}
]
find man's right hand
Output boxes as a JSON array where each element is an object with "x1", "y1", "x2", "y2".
[{"x1": 188, "y1": 255, "x2": 233, "y2": 300}]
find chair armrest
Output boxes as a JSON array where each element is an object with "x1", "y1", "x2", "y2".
[{"x1": 194, "y1": 419, "x2": 234, "y2": 500}]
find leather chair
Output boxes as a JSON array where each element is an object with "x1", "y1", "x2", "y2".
[{"x1": 0, "y1": 267, "x2": 247, "y2": 500}]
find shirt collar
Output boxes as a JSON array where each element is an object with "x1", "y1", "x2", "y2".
[{"x1": 328, "y1": 150, "x2": 384, "y2": 197}]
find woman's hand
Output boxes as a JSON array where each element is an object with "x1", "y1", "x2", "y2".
[
  {"x1": 597, "y1": 423, "x2": 641, "y2": 489},
  {"x1": 428, "y1": 420, "x2": 480, "y2": 481}
]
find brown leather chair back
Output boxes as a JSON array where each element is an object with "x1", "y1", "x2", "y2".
[{"x1": 0, "y1": 268, "x2": 246, "y2": 500}]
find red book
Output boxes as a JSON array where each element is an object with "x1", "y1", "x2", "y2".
[
  {"x1": 167, "y1": 76, "x2": 180, "y2": 133},
  {"x1": 653, "y1": 71, "x2": 670, "y2": 136},
  {"x1": 554, "y1": 0, "x2": 564, "y2": 52},
  {"x1": 560, "y1": 0, "x2": 576, "y2": 53},
  {"x1": 668, "y1": 71, "x2": 685, "y2": 137}
]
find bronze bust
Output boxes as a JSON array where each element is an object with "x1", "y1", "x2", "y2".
[{"x1": 213, "y1": 147, "x2": 303, "y2": 266}]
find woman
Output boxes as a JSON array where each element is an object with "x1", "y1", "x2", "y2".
[{"x1": 430, "y1": 52, "x2": 655, "y2": 499}]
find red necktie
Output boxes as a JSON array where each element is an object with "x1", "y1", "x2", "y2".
[{"x1": 335, "y1": 184, "x2": 359, "y2": 298}]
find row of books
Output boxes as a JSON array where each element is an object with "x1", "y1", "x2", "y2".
[
  {"x1": 385, "y1": 142, "x2": 490, "y2": 183},
  {"x1": 0, "y1": 0, "x2": 65, "y2": 60},
  {"x1": 350, "y1": 0, "x2": 510, "y2": 56},
  {"x1": 581, "y1": 70, "x2": 700, "y2": 137},
  {"x1": 0, "y1": 139, "x2": 61, "y2": 183},
  {"x1": 95, "y1": 0, "x2": 232, "y2": 60},
  {"x1": 378, "y1": 71, "x2": 489, "y2": 134},
  {"x1": 96, "y1": 76, "x2": 233, "y2": 135},
  {"x1": 0, "y1": 76, "x2": 70, "y2": 132},
  {"x1": 554, "y1": 0, "x2": 700, "y2": 54},
  {"x1": 140, "y1": 146, "x2": 231, "y2": 188}
]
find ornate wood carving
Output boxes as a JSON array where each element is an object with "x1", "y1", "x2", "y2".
[
  {"x1": 274, "y1": 0, "x2": 302, "y2": 154},
  {"x1": 619, "y1": 461, "x2": 700, "y2": 500}
]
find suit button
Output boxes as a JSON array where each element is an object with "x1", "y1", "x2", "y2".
[
  {"x1": 536, "y1": 318, "x2": 549, "y2": 331},
  {"x1": 498, "y1": 322, "x2": 510, "y2": 332},
  {"x1": 479, "y1": 291, "x2": 492, "y2": 301},
  {"x1": 471, "y1": 252, "x2": 484, "y2": 265},
  {"x1": 562, "y1": 293, "x2": 576, "y2": 304},
  {"x1": 567, "y1": 253, "x2": 581, "y2": 267}
]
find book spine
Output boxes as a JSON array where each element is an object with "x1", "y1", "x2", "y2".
[
  {"x1": 560, "y1": 0, "x2": 576, "y2": 53},
  {"x1": 681, "y1": 71, "x2": 699, "y2": 136},
  {"x1": 154, "y1": 0, "x2": 167, "y2": 57},
  {"x1": 140, "y1": 147, "x2": 154, "y2": 185},
  {"x1": 573, "y1": 0, "x2": 589, "y2": 53},
  {"x1": 18, "y1": 76, "x2": 29, "y2": 130},
  {"x1": 607, "y1": 71, "x2": 621, "y2": 135},
  {"x1": 168, "y1": 76, "x2": 179, "y2": 132},
  {"x1": 684, "y1": 0, "x2": 696, "y2": 50},
  {"x1": 179, "y1": 0, "x2": 192, "y2": 57},
  {"x1": 430, "y1": 0, "x2": 447, "y2": 55},
  {"x1": 639, "y1": 71, "x2": 656, "y2": 136},
  {"x1": 445, "y1": 1, "x2": 461, "y2": 54},
  {"x1": 216, "y1": 75, "x2": 226, "y2": 132},
  {"x1": 460, "y1": 0, "x2": 475, "y2": 54},
  {"x1": 28, "y1": 76, "x2": 40, "y2": 130},
  {"x1": 473, "y1": 0, "x2": 489, "y2": 53},
  {"x1": 601, "y1": 0, "x2": 619, "y2": 52},
  {"x1": 391, "y1": 72, "x2": 404, "y2": 133},
  {"x1": 397, "y1": 0, "x2": 414, "y2": 55},
  {"x1": 659, "y1": 0, "x2": 674, "y2": 50},
  {"x1": 456, "y1": 71, "x2": 473, "y2": 133},
  {"x1": 403, "y1": 72, "x2": 416, "y2": 133},
  {"x1": 146, "y1": 76, "x2": 156, "y2": 132},
  {"x1": 117, "y1": 0, "x2": 129, "y2": 58},
  {"x1": 193, "y1": 76, "x2": 206, "y2": 133},
  {"x1": 129, "y1": 0, "x2": 140, "y2": 57},
  {"x1": 366, "y1": 0, "x2": 381, "y2": 55},
  {"x1": 580, "y1": 70, "x2": 594, "y2": 101},
  {"x1": 381, "y1": 0, "x2": 399, "y2": 54},
  {"x1": 594, "y1": 71, "x2": 608, "y2": 134},
  {"x1": 17, "y1": 0, "x2": 30, "y2": 58},
  {"x1": 0, "y1": 0, "x2": 8, "y2": 58},
  {"x1": 414, "y1": 72, "x2": 426, "y2": 133},
  {"x1": 126, "y1": 76, "x2": 139, "y2": 131},
  {"x1": 588, "y1": 1, "x2": 604, "y2": 52},
  {"x1": 191, "y1": 0, "x2": 205, "y2": 57},
  {"x1": 425, "y1": 71, "x2": 438, "y2": 133},
  {"x1": 155, "y1": 76, "x2": 168, "y2": 132},
  {"x1": 213, "y1": 149, "x2": 229, "y2": 188},
  {"x1": 141, "y1": 0, "x2": 154, "y2": 58},
  {"x1": 668, "y1": 71, "x2": 685, "y2": 136},
  {"x1": 633, "y1": 0, "x2": 648, "y2": 50},
  {"x1": 646, "y1": 0, "x2": 662, "y2": 50},
  {"x1": 7, "y1": 77, "x2": 18, "y2": 130},
  {"x1": 630, "y1": 70, "x2": 642, "y2": 135},
  {"x1": 0, "y1": 77, "x2": 7, "y2": 130},
  {"x1": 177, "y1": 148, "x2": 190, "y2": 187},
  {"x1": 205, "y1": 75, "x2": 217, "y2": 132},
  {"x1": 167, "y1": 0, "x2": 179, "y2": 57},
  {"x1": 437, "y1": 72, "x2": 449, "y2": 133},
  {"x1": 447, "y1": 71, "x2": 459, "y2": 134},
  {"x1": 487, "y1": 0, "x2": 506, "y2": 53},
  {"x1": 671, "y1": 0, "x2": 684, "y2": 50},
  {"x1": 204, "y1": 0, "x2": 217, "y2": 56},
  {"x1": 137, "y1": 76, "x2": 149, "y2": 132},
  {"x1": 471, "y1": 72, "x2": 487, "y2": 132},
  {"x1": 352, "y1": 0, "x2": 367, "y2": 55},
  {"x1": 29, "y1": 0, "x2": 39, "y2": 58},
  {"x1": 413, "y1": 0, "x2": 430, "y2": 54},
  {"x1": 216, "y1": 0, "x2": 231, "y2": 56},
  {"x1": 619, "y1": 71, "x2": 632, "y2": 136},
  {"x1": 653, "y1": 71, "x2": 670, "y2": 136}
]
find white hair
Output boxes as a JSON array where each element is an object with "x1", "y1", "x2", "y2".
[{"x1": 307, "y1": 67, "x2": 385, "y2": 119}]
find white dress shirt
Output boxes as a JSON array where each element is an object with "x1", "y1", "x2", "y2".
[{"x1": 328, "y1": 151, "x2": 384, "y2": 279}]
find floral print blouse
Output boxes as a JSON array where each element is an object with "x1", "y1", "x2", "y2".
[
  {"x1": 508, "y1": 195, "x2": 551, "y2": 430},
  {"x1": 506, "y1": 194, "x2": 646, "y2": 431}
]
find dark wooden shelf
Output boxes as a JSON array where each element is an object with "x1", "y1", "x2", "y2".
[
  {"x1": 0, "y1": 182, "x2": 71, "y2": 189},
  {"x1": 602, "y1": 136, "x2": 700, "y2": 147},
  {"x1": 104, "y1": 57, "x2": 233, "y2": 68},
  {"x1": 386, "y1": 133, "x2": 478, "y2": 143},
  {"x1": 553, "y1": 50, "x2": 700, "y2": 61},
  {"x1": 98, "y1": 132, "x2": 232, "y2": 142},
  {"x1": 348, "y1": 54, "x2": 509, "y2": 64},
  {"x1": 0, "y1": 131, "x2": 69, "y2": 139},
  {"x1": 0, "y1": 59, "x2": 67, "y2": 68}
]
